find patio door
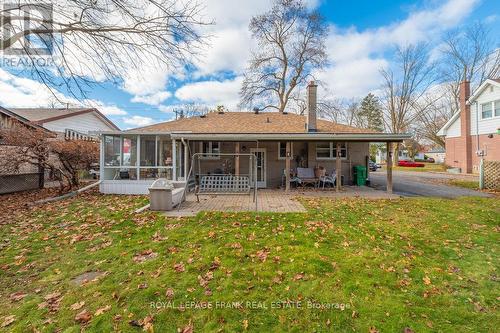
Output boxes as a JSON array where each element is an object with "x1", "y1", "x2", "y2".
[{"x1": 250, "y1": 148, "x2": 267, "y2": 188}]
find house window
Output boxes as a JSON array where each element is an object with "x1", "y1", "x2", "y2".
[
  {"x1": 316, "y1": 142, "x2": 347, "y2": 159},
  {"x1": 201, "y1": 141, "x2": 220, "y2": 158},
  {"x1": 316, "y1": 142, "x2": 331, "y2": 159},
  {"x1": 495, "y1": 100, "x2": 500, "y2": 117},
  {"x1": 481, "y1": 102, "x2": 492, "y2": 119},
  {"x1": 278, "y1": 142, "x2": 293, "y2": 159}
]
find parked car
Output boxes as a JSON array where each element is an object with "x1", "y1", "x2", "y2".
[
  {"x1": 368, "y1": 161, "x2": 378, "y2": 171},
  {"x1": 398, "y1": 160, "x2": 425, "y2": 167}
]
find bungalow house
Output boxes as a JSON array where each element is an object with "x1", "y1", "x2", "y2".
[
  {"x1": 7, "y1": 107, "x2": 119, "y2": 140},
  {"x1": 438, "y1": 79, "x2": 500, "y2": 173},
  {"x1": 98, "y1": 82, "x2": 410, "y2": 195}
]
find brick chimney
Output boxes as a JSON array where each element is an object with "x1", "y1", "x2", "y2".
[
  {"x1": 306, "y1": 81, "x2": 317, "y2": 132},
  {"x1": 459, "y1": 80, "x2": 472, "y2": 173}
]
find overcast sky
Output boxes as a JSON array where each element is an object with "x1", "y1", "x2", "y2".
[{"x1": 0, "y1": 0, "x2": 499, "y2": 129}]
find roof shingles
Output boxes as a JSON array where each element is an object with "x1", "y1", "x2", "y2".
[{"x1": 129, "y1": 112, "x2": 375, "y2": 134}]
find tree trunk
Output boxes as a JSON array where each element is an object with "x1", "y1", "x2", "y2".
[{"x1": 393, "y1": 143, "x2": 400, "y2": 165}]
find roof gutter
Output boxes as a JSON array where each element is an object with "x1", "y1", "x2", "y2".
[
  {"x1": 96, "y1": 131, "x2": 411, "y2": 142},
  {"x1": 170, "y1": 133, "x2": 412, "y2": 142}
]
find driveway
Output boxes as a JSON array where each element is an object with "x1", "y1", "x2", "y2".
[{"x1": 369, "y1": 170, "x2": 492, "y2": 198}]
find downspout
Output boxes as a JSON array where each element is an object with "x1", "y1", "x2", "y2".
[{"x1": 475, "y1": 102, "x2": 484, "y2": 189}]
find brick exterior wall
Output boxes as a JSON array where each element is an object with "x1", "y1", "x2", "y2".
[{"x1": 445, "y1": 134, "x2": 500, "y2": 173}]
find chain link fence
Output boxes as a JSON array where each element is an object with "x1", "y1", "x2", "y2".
[{"x1": 0, "y1": 173, "x2": 42, "y2": 194}]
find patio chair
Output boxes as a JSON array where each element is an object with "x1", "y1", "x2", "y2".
[
  {"x1": 319, "y1": 171, "x2": 336, "y2": 189},
  {"x1": 282, "y1": 169, "x2": 300, "y2": 188},
  {"x1": 296, "y1": 167, "x2": 318, "y2": 187},
  {"x1": 320, "y1": 170, "x2": 344, "y2": 189}
]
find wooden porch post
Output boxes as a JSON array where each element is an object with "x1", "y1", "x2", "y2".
[
  {"x1": 386, "y1": 142, "x2": 393, "y2": 194},
  {"x1": 184, "y1": 140, "x2": 188, "y2": 180},
  {"x1": 285, "y1": 141, "x2": 291, "y2": 192},
  {"x1": 172, "y1": 139, "x2": 177, "y2": 181},
  {"x1": 336, "y1": 142, "x2": 341, "y2": 192},
  {"x1": 235, "y1": 142, "x2": 240, "y2": 175}
]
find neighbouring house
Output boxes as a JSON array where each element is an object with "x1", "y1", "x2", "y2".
[
  {"x1": 7, "y1": 107, "x2": 119, "y2": 140},
  {"x1": 424, "y1": 148, "x2": 446, "y2": 163},
  {"x1": 98, "y1": 82, "x2": 410, "y2": 195},
  {"x1": 375, "y1": 147, "x2": 410, "y2": 164},
  {"x1": 438, "y1": 79, "x2": 500, "y2": 173},
  {"x1": 1, "y1": 107, "x2": 119, "y2": 194}
]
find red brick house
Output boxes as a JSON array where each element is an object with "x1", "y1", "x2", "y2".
[{"x1": 438, "y1": 79, "x2": 500, "y2": 173}]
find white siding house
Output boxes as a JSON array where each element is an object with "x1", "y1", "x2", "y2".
[{"x1": 7, "y1": 108, "x2": 119, "y2": 138}]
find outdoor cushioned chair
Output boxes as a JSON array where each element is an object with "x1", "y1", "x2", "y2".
[
  {"x1": 319, "y1": 170, "x2": 336, "y2": 189},
  {"x1": 296, "y1": 167, "x2": 318, "y2": 187}
]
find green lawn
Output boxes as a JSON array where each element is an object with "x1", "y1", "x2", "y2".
[
  {"x1": 0, "y1": 192, "x2": 499, "y2": 332},
  {"x1": 447, "y1": 179, "x2": 480, "y2": 190}
]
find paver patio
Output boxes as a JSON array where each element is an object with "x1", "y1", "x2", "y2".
[{"x1": 164, "y1": 186, "x2": 399, "y2": 217}]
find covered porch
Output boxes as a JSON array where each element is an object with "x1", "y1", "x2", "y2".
[{"x1": 98, "y1": 131, "x2": 409, "y2": 195}]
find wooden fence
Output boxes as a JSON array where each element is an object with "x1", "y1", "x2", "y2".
[{"x1": 482, "y1": 160, "x2": 500, "y2": 190}]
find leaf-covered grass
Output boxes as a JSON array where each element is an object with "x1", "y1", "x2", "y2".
[
  {"x1": 447, "y1": 179, "x2": 480, "y2": 190},
  {"x1": 0, "y1": 191, "x2": 499, "y2": 332}
]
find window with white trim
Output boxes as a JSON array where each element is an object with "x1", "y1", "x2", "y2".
[
  {"x1": 495, "y1": 100, "x2": 500, "y2": 117},
  {"x1": 201, "y1": 141, "x2": 220, "y2": 158},
  {"x1": 481, "y1": 102, "x2": 492, "y2": 119},
  {"x1": 316, "y1": 142, "x2": 347, "y2": 159},
  {"x1": 278, "y1": 142, "x2": 293, "y2": 159}
]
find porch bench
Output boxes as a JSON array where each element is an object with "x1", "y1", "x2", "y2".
[{"x1": 195, "y1": 175, "x2": 251, "y2": 202}]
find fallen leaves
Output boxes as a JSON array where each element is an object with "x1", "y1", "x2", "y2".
[
  {"x1": 174, "y1": 262, "x2": 185, "y2": 273},
  {"x1": 423, "y1": 276, "x2": 432, "y2": 285},
  {"x1": 94, "y1": 305, "x2": 111, "y2": 316},
  {"x1": 133, "y1": 250, "x2": 158, "y2": 263},
  {"x1": 256, "y1": 248, "x2": 270, "y2": 262},
  {"x1": 179, "y1": 321, "x2": 193, "y2": 333},
  {"x1": 39, "y1": 292, "x2": 63, "y2": 313},
  {"x1": 165, "y1": 288, "x2": 174, "y2": 299},
  {"x1": 70, "y1": 301, "x2": 85, "y2": 311},
  {"x1": 75, "y1": 309, "x2": 92, "y2": 324},
  {"x1": 9, "y1": 291, "x2": 27, "y2": 302},
  {"x1": 209, "y1": 257, "x2": 221, "y2": 271},
  {"x1": 1, "y1": 315, "x2": 15, "y2": 328},
  {"x1": 130, "y1": 315, "x2": 154, "y2": 332}
]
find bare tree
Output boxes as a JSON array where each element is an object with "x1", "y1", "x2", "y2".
[
  {"x1": 380, "y1": 43, "x2": 436, "y2": 162},
  {"x1": 239, "y1": 0, "x2": 328, "y2": 112},
  {"x1": 1, "y1": 0, "x2": 211, "y2": 100},
  {"x1": 412, "y1": 87, "x2": 451, "y2": 148},
  {"x1": 440, "y1": 22, "x2": 500, "y2": 113},
  {"x1": 172, "y1": 103, "x2": 209, "y2": 119},
  {"x1": 0, "y1": 122, "x2": 98, "y2": 192}
]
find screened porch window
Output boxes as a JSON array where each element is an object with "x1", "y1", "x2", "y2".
[
  {"x1": 104, "y1": 136, "x2": 121, "y2": 166},
  {"x1": 102, "y1": 135, "x2": 177, "y2": 181},
  {"x1": 122, "y1": 136, "x2": 137, "y2": 166}
]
